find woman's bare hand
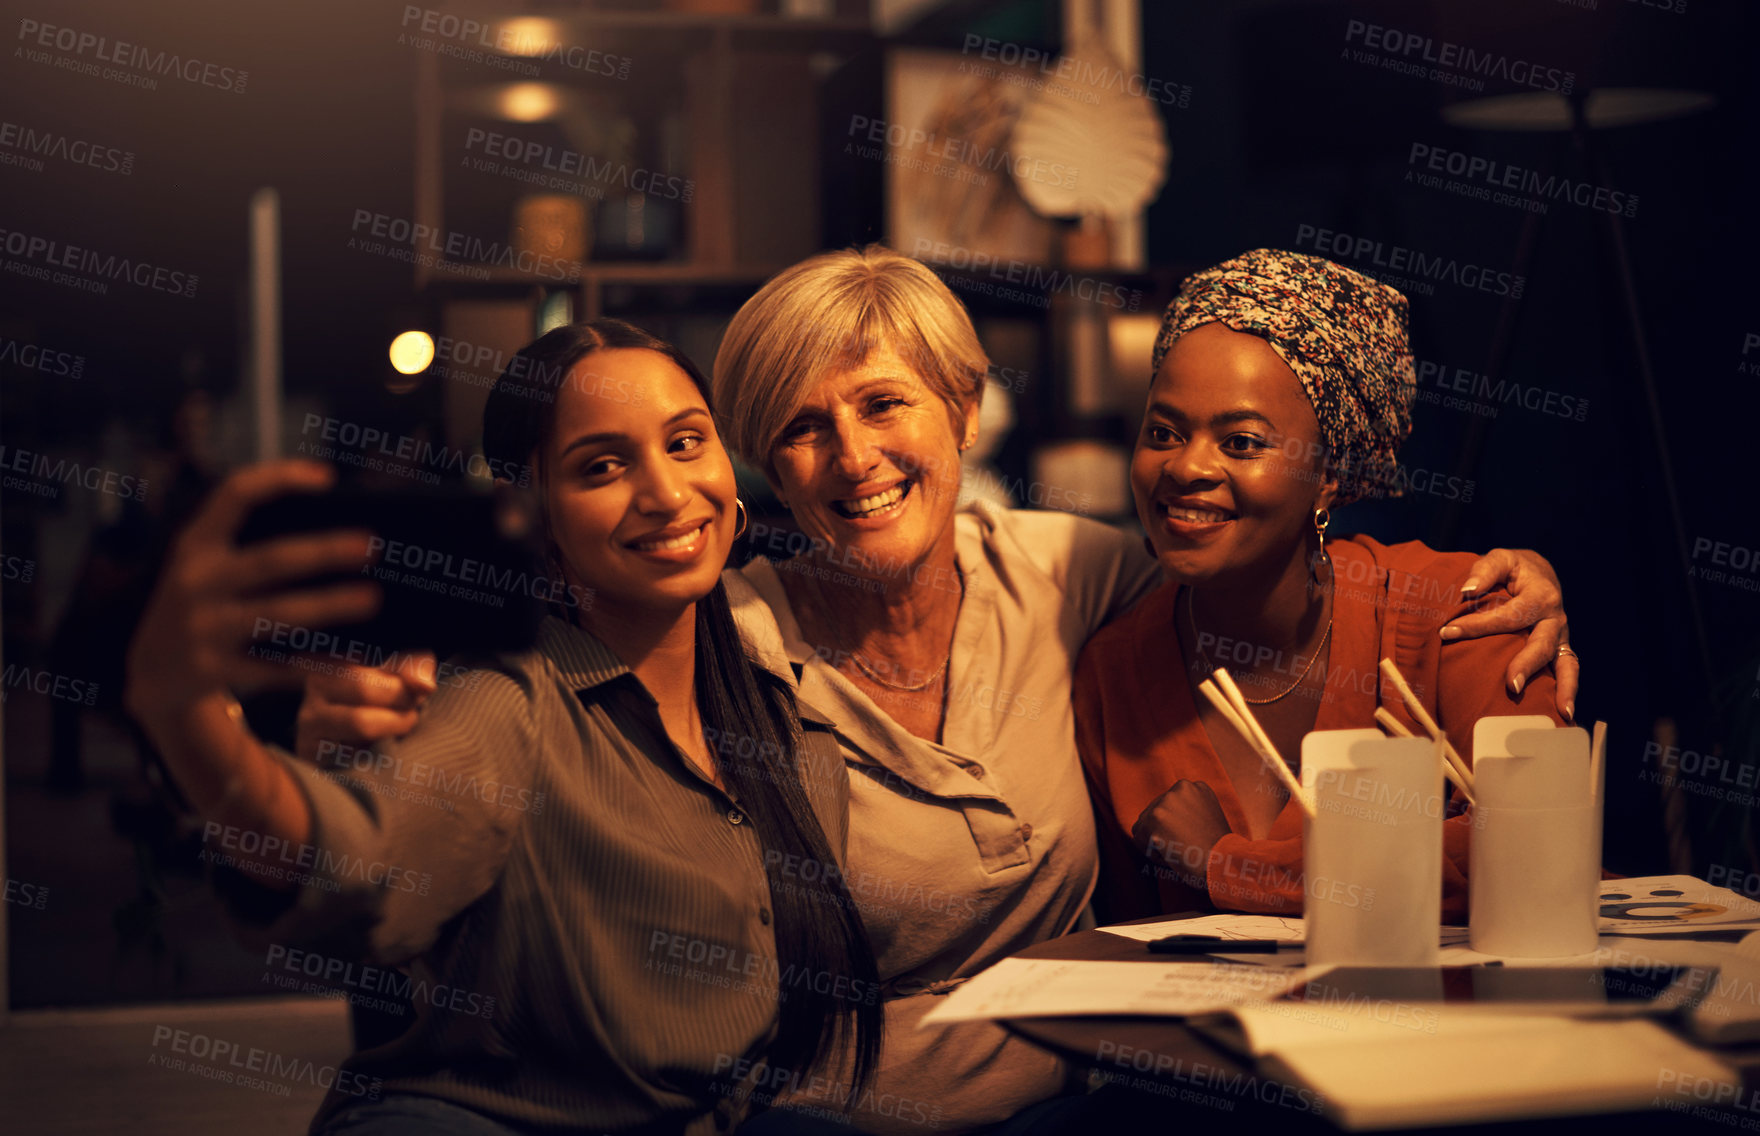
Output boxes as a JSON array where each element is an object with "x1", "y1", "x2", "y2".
[
  {"x1": 125, "y1": 461, "x2": 381, "y2": 731},
  {"x1": 1131, "y1": 779, "x2": 1232, "y2": 890},
  {"x1": 297, "y1": 651, "x2": 438, "y2": 764},
  {"x1": 1442, "y1": 547, "x2": 1577, "y2": 721}
]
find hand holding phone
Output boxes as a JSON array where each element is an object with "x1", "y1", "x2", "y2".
[
  {"x1": 235, "y1": 476, "x2": 548, "y2": 659},
  {"x1": 125, "y1": 461, "x2": 383, "y2": 723}
]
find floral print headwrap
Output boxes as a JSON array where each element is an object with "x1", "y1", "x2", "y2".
[{"x1": 1150, "y1": 248, "x2": 1416, "y2": 505}]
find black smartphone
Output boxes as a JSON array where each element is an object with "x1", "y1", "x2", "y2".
[{"x1": 235, "y1": 483, "x2": 550, "y2": 659}]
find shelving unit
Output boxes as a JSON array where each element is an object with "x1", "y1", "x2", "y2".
[
  {"x1": 403, "y1": 0, "x2": 1167, "y2": 520},
  {"x1": 405, "y1": 2, "x2": 877, "y2": 451},
  {"x1": 410, "y1": 4, "x2": 875, "y2": 307}
]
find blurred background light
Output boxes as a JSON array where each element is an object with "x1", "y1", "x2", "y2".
[
  {"x1": 388, "y1": 330, "x2": 435, "y2": 375},
  {"x1": 1441, "y1": 88, "x2": 1717, "y2": 131},
  {"x1": 498, "y1": 18, "x2": 564, "y2": 58},
  {"x1": 498, "y1": 82, "x2": 562, "y2": 123}
]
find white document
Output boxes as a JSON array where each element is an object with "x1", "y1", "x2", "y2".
[
  {"x1": 1101, "y1": 915, "x2": 1470, "y2": 952},
  {"x1": 919, "y1": 958, "x2": 1316, "y2": 1024},
  {"x1": 1098, "y1": 914, "x2": 1306, "y2": 944}
]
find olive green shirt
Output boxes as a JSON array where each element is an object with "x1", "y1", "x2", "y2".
[{"x1": 216, "y1": 573, "x2": 851, "y2": 1135}]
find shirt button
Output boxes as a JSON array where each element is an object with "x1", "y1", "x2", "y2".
[
  {"x1": 967, "y1": 764, "x2": 985, "y2": 779},
  {"x1": 728, "y1": 809, "x2": 745, "y2": 826},
  {"x1": 759, "y1": 907, "x2": 772, "y2": 925},
  {"x1": 1019, "y1": 823, "x2": 1034, "y2": 840}
]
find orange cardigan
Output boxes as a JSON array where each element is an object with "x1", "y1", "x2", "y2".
[{"x1": 1074, "y1": 536, "x2": 1563, "y2": 923}]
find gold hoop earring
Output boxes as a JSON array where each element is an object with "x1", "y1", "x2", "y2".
[
  {"x1": 734, "y1": 498, "x2": 749, "y2": 539},
  {"x1": 1309, "y1": 508, "x2": 1332, "y2": 596}
]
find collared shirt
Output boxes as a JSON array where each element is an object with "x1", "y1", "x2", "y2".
[
  {"x1": 215, "y1": 573, "x2": 849, "y2": 1136},
  {"x1": 739, "y1": 504, "x2": 1161, "y2": 1133}
]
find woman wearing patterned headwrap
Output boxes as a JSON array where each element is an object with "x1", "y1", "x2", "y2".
[{"x1": 1074, "y1": 248, "x2": 1570, "y2": 922}]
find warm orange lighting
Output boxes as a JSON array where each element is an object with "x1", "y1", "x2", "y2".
[
  {"x1": 389, "y1": 331, "x2": 435, "y2": 375},
  {"x1": 499, "y1": 83, "x2": 561, "y2": 122},
  {"x1": 498, "y1": 18, "x2": 562, "y2": 58},
  {"x1": 1107, "y1": 313, "x2": 1161, "y2": 387}
]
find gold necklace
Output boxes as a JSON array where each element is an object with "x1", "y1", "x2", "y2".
[
  {"x1": 1184, "y1": 586, "x2": 1331, "y2": 705},
  {"x1": 847, "y1": 650, "x2": 949, "y2": 692}
]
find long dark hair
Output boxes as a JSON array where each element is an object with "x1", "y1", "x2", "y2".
[{"x1": 483, "y1": 319, "x2": 881, "y2": 1098}]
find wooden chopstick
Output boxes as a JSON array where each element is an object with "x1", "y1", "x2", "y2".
[
  {"x1": 1589, "y1": 720, "x2": 1606, "y2": 804},
  {"x1": 1375, "y1": 706, "x2": 1475, "y2": 805},
  {"x1": 1199, "y1": 672, "x2": 1318, "y2": 818},
  {"x1": 1212, "y1": 670, "x2": 1283, "y2": 762},
  {"x1": 1196, "y1": 679, "x2": 1259, "y2": 756},
  {"x1": 1378, "y1": 658, "x2": 1475, "y2": 797}
]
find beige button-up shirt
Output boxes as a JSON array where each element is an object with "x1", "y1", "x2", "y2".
[
  {"x1": 740, "y1": 504, "x2": 1161, "y2": 1133},
  {"x1": 213, "y1": 574, "x2": 851, "y2": 1136}
]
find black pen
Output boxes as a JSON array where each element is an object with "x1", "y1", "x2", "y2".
[{"x1": 1147, "y1": 934, "x2": 1283, "y2": 954}]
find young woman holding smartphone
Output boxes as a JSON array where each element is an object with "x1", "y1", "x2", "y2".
[{"x1": 125, "y1": 320, "x2": 881, "y2": 1135}]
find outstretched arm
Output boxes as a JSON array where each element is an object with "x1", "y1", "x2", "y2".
[{"x1": 124, "y1": 460, "x2": 381, "y2": 884}]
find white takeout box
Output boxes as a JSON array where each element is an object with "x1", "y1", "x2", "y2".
[
  {"x1": 1302, "y1": 729, "x2": 1445, "y2": 967},
  {"x1": 1470, "y1": 719, "x2": 1601, "y2": 958}
]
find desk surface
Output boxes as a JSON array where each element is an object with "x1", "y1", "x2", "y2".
[{"x1": 996, "y1": 927, "x2": 1760, "y2": 1134}]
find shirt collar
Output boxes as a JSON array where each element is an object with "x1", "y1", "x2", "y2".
[
  {"x1": 735, "y1": 512, "x2": 1002, "y2": 782},
  {"x1": 742, "y1": 507, "x2": 990, "y2": 669},
  {"x1": 723, "y1": 567, "x2": 797, "y2": 684},
  {"x1": 741, "y1": 557, "x2": 815, "y2": 669},
  {"x1": 1320, "y1": 536, "x2": 1388, "y2": 721},
  {"x1": 535, "y1": 615, "x2": 631, "y2": 692},
  {"x1": 534, "y1": 572, "x2": 828, "y2": 722}
]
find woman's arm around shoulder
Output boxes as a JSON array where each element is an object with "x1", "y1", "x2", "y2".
[{"x1": 1359, "y1": 536, "x2": 1576, "y2": 720}]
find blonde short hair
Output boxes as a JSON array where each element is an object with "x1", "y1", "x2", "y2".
[{"x1": 713, "y1": 244, "x2": 990, "y2": 478}]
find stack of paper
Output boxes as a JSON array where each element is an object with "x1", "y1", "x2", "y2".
[{"x1": 918, "y1": 958, "x2": 1313, "y2": 1024}]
